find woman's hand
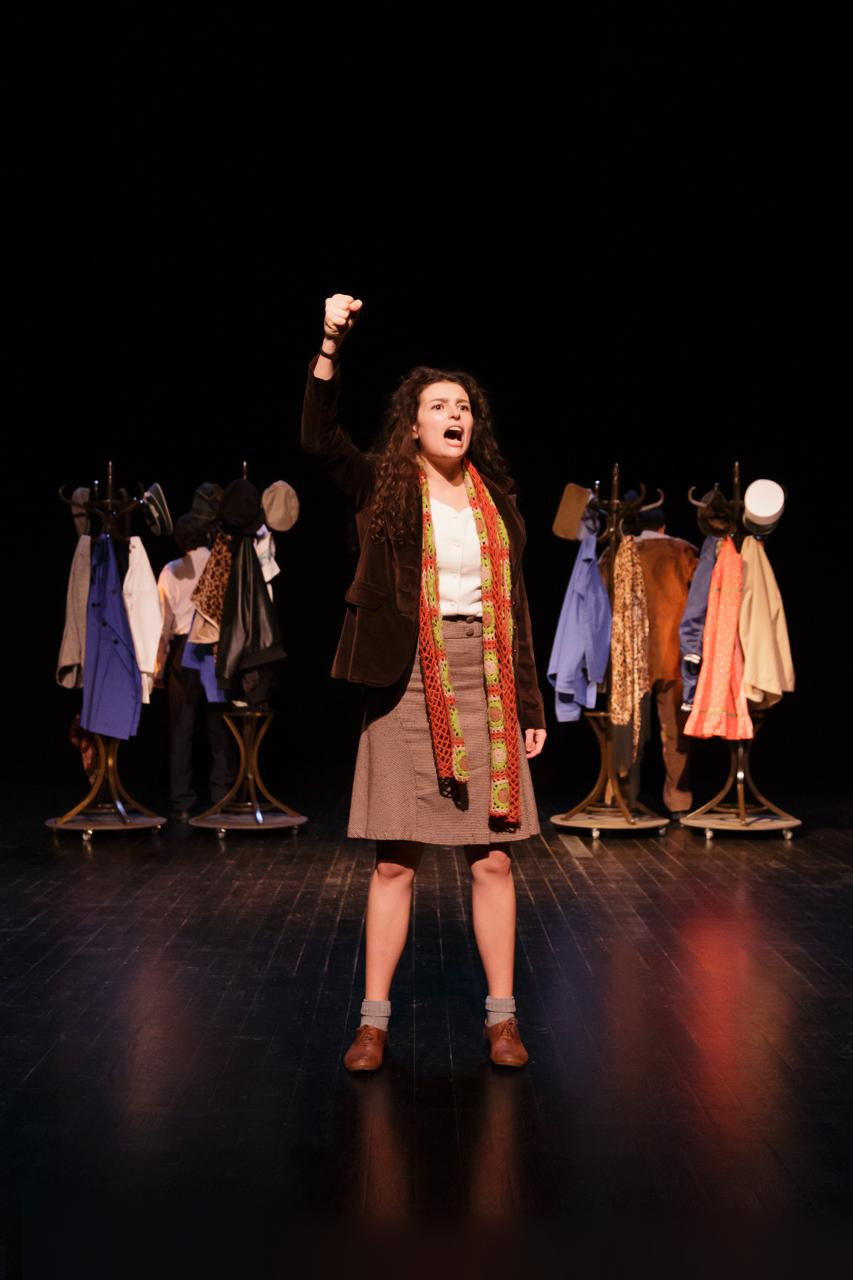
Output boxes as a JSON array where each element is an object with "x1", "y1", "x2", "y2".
[
  {"x1": 524, "y1": 728, "x2": 546, "y2": 759},
  {"x1": 323, "y1": 293, "x2": 363, "y2": 344}
]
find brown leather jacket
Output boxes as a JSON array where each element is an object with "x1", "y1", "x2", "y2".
[
  {"x1": 636, "y1": 535, "x2": 698, "y2": 683},
  {"x1": 601, "y1": 533, "x2": 698, "y2": 684},
  {"x1": 301, "y1": 358, "x2": 546, "y2": 729}
]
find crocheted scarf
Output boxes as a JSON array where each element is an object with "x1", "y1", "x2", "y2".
[{"x1": 417, "y1": 459, "x2": 521, "y2": 825}]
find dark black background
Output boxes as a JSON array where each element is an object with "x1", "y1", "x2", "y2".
[{"x1": 5, "y1": 7, "x2": 846, "y2": 819}]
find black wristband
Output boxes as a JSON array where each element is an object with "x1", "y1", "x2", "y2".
[{"x1": 318, "y1": 345, "x2": 339, "y2": 362}]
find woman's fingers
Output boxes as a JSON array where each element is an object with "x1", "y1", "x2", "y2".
[
  {"x1": 326, "y1": 292, "x2": 358, "y2": 310},
  {"x1": 324, "y1": 294, "x2": 363, "y2": 335},
  {"x1": 524, "y1": 728, "x2": 547, "y2": 758}
]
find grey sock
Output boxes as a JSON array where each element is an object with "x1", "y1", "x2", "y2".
[
  {"x1": 360, "y1": 999, "x2": 391, "y2": 1031},
  {"x1": 485, "y1": 995, "x2": 517, "y2": 1027}
]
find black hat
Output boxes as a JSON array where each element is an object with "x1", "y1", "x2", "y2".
[
  {"x1": 220, "y1": 478, "x2": 264, "y2": 536},
  {"x1": 637, "y1": 506, "x2": 667, "y2": 532},
  {"x1": 174, "y1": 514, "x2": 209, "y2": 553},
  {"x1": 191, "y1": 482, "x2": 223, "y2": 526},
  {"x1": 697, "y1": 490, "x2": 734, "y2": 538}
]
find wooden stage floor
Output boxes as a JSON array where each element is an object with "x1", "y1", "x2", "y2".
[{"x1": 2, "y1": 800, "x2": 852, "y2": 1274}]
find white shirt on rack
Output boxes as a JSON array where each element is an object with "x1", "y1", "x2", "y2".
[
  {"x1": 158, "y1": 545, "x2": 211, "y2": 640},
  {"x1": 124, "y1": 536, "x2": 164, "y2": 703},
  {"x1": 431, "y1": 498, "x2": 482, "y2": 617}
]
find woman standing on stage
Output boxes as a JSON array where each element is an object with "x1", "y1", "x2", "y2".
[{"x1": 301, "y1": 294, "x2": 546, "y2": 1071}]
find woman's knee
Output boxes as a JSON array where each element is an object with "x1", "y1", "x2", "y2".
[
  {"x1": 374, "y1": 860, "x2": 416, "y2": 885},
  {"x1": 466, "y1": 846, "x2": 513, "y2": 881},
  {"x1": 374, "y1": 841, "x2": 421, "y2": 883}
]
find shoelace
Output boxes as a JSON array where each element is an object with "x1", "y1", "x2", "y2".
[
  {"x1": 355, "y1": 1025, "x2": 377, "y2": 1043},
  {"x1": 497, "y1": 1019, "x2": 519, "y2": 1040}
]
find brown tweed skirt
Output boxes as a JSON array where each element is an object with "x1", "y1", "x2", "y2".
[{"x1": 347, "y1": 617, "x2": 540, "y2": 844}]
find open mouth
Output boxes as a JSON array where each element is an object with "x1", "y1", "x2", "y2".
[{"x1": 444, "y1": 427, "x2": 463, "y2": 442}]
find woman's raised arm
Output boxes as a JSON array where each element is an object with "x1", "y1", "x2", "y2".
[{"x1": 300, "y1": 294, "x2": 373, "y2": 507}]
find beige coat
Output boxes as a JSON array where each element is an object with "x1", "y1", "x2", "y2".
[
  {"x1": 739, "y1": 536, "x2": 795, "y2": 708},
  {"x1": 56, "y1": 535, "x2": 91, "y2": 689}
]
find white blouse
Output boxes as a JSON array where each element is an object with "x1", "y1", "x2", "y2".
[{"x1": 430, "y1": 498, "x2": 483, "y2": 616}]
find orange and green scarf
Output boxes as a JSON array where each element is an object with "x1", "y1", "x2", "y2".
[{"x1": 417, "y1": 459, "x2": 521, "y2": 826}]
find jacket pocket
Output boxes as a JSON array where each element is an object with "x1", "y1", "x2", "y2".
[{"x1": 344, "y1": 579, "x2": 387, "y2": 609}]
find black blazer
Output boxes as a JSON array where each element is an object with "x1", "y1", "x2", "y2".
[{"x1": 301, "y1": 357, "x2": 546, "y2": 730}]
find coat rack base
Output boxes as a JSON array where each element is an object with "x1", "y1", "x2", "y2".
[
  {"x1": 190, "y1": 811, "x2": 305, "y2": 835},
  {"x1": 46, "y1": 810, "x2": 165, "y2": 839},
  {"x1": 680, "y1": 812, "x2": 800, "y2": 839},
  {"x1": 549, "y1": 711, "x2": 669, "y2": 838},
  {"x1": 189, "y1": 708, "x2": 307, "y2": 837},
  {"x1": 47, "y1": 733, "x2": 165, "y2": 840},
  {"x1": 550, "y1": 808, "x2": 669, "y2": 840},
  {"x1": 679, "y1": 717, "x2": 800, "y2": 840}
]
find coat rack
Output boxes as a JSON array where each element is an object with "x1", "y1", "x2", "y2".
[
  {"x1": 678, "y1": 462, "x2": 800, "y2": 841},
  {"x1": 551, "y1": 463, "x2": 671, "y2": 839},
  {"x1": 187, "y1": 462, "x2": 308, "y2": 836},
  {"x1": 48, "y1": 462, "x2": 166, "y2": 839}
]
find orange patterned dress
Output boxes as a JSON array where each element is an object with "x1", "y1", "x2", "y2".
[{"x1": 684, "y1": 537, "x2": 753, "y2": 740}]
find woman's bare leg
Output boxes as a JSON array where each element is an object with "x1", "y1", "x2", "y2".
[
  {"x1": 364, "y1": 840, "x2": 423, "y2": 1001},
  {"x1": 465, "y1": 845, "x2": 516, "y2": 998}
]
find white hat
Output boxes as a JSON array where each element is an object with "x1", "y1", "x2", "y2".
[{"x1": 743, "y1": 479, "x2": 785, "y2": 535}]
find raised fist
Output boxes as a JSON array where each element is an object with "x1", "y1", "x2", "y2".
[{"x1": 324, "y1": 294, "x2": 363, "y2": 342}]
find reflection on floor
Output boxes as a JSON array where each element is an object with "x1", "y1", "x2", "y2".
[{"x1": 1, "y1": 805, "x2": 852, "y2": 1274}]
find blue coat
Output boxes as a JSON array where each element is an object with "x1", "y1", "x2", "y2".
[
  {"x1": 678, "y1": 535, "x2": 719, "y2": 708},
  {"x1": 80, "y1": 534, "x2": 142, "y2": 740},
  {"x1": 547, "y1": 533, "x2": 612, "y2": 722}
]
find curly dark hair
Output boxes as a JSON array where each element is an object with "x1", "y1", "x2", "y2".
[{"x1": 368, "y1": 366, "x2": 514, "y2": 544}]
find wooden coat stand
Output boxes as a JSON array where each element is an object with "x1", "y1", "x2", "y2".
[
  {"x1": 678, "y1": 463, "x2": 801, "y2": 840},
  {"x1": 49, "y1": 462, "x2": 166, "y2": 839},
  {"x1": 188, "y1": 460, "x2": 307, "y2": 837},
  {"x1": 550, "y1": 464, "x2": 671, "y2": 839},
  {"x1": 189, "y1": 709, "x2": 308, "y2": 837},
  {"x1": 47, "y1": 734, "x2": 165, "y2": 840}
]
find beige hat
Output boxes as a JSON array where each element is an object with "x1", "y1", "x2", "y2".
[
  {"x1": 552, "y1": 483, "x2": 592, "y2": 540},
  {"x1": 71, "y1": 486, "x2": 90, "y2": 539},
  {"x1": 262, "y1": 480, "x2": 300, "y2": 532}
]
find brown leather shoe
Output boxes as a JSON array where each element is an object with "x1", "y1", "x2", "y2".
[
  {"x1": 343, "y1": 1024, "x2": 387, "y2": 1072},
  {"x1": 484, "y1": 1017, "x2": 529, "y2": 1067}
]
